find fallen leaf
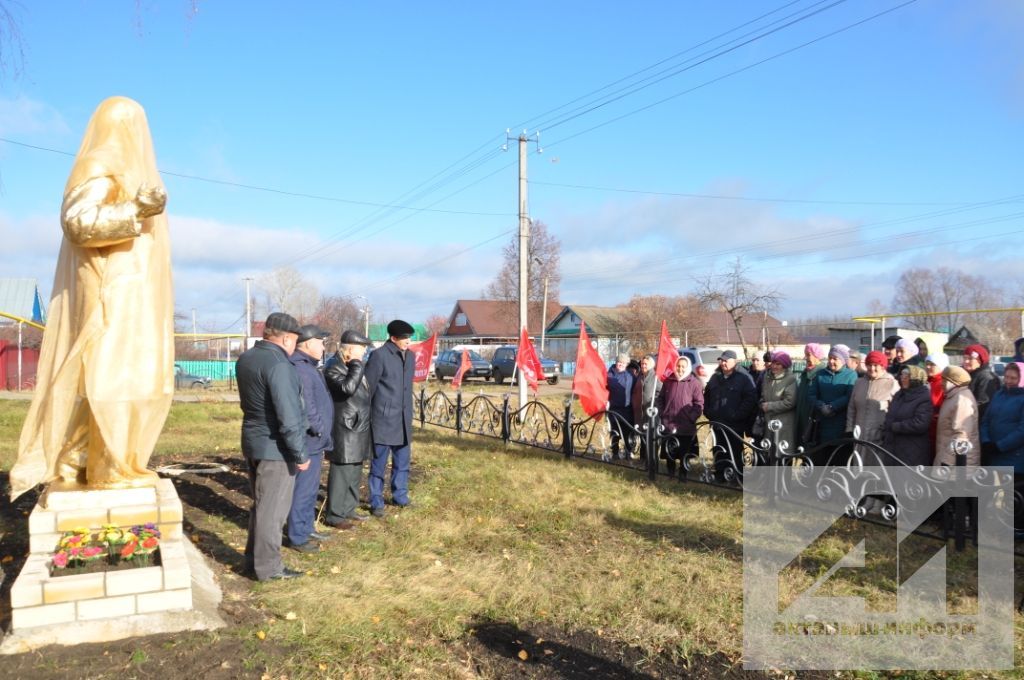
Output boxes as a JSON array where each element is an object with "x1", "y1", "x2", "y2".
[
  {"x1": 371, "y1": 616, "x2": 381, "y2": 624},
  {"x1": 330, "y1": 566, "x2": 340, "y2": 574},
  {"x1": 517, "y1": 650, "x2": 529, "y2": 661},
  {"x1": 318, "y1": 664, "x2": 327, "y2": 671},
  {"x1": 285, "y1": 612, "x2": 297, "y2": 620},
  {"x1": 544, "y1": 649, "x2": 554, "y2": 655},
  {"x1": 256, "y1": 630, "x2": 266, "y2": 640},
  {"x1": 434, "y1": 559, "x2": 443, "y2": 567},
  {"x1": 0, "y1": 556, "x2": 12, "y2": 564},
  {"x1": 611, "y1": 569, "x2": 621, "y2": 577}
]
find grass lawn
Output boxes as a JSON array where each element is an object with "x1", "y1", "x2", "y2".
[{"x1": 1, "y1": 399, "x2": 1022, "y2": 678}]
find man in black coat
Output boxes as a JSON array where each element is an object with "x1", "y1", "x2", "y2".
[
  {"x1": 364, "y1": 319, "x2": 417, "y2": 517},
  {"x1": 236, "y1": 312, "x2": 309, "y2": 581},
  {"x1": 323, "y1": 329, "x2": 374, "y2": 527},
  {"x1": 703, "y1": 350, "x2": 757, "y2": 482}
]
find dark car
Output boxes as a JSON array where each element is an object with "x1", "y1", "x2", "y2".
[
  {"x1": 174, "y1": 364, "x2": 211, "y2": 389},
  {"x1": 490, "y1": 345, "x2": 560, "y2": 385},
  {"x1": 435, "y1": 349, "x2": 492, "y2": 381}
]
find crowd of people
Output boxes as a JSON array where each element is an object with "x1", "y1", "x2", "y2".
[
  {"x1": 235, "y1": 313, "x2": 417, "y2": 581},
  {"x1": 603, "y1": 335, "x2": 1024, "y2": 493}
]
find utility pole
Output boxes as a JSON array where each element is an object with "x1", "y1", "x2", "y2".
[
  {"x1": 192, "y1": 308, "x2": 198, "y2": 342},
  {"x1": 243, "y1": 277, "x2": 253, "y2": 340},
  {"x1": 504, "y1": 129, "x2": 542, "y2": 408}
]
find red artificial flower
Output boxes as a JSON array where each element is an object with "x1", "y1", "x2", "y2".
[
  {"x1": 52, "y1": 551, "x2": 68, "y2": 568},
  {"x1": 142, "y1": 537, "x2": 158, "y2": 550},
  {"x1": 121, "y1": 541, "x2": 137, "y2": 558}
]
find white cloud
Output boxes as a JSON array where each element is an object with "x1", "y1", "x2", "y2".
[{"x1": 0, "y1": 96, "x2": 70, "y2": 137}]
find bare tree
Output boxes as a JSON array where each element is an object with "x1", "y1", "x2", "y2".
[
  {"x1": 694, "y1": 257, "x2": 783, "y2": 356},
  {"x1": 891, "y1": 267, "x2": 1002, "y2": 333},
  {"x1": 483, "y1": 220, "x2": 561, "y2": 303},
  {"x1": 424, "y1": 314, "x2": 448, "y2": 338},
  {"x1": 618, "y1": 295, "x2": 710, "y2": 354},
  {"x1": 0, "y1": 2, "x2": 25, "y2": 81},
  {"x1": 310, "y1": 296, "x2": 362, "y2": 352},
  {"x1": 258, "y1": 266, "x2": 321, "y2": 323}
]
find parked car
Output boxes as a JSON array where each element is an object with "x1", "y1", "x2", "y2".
[
  {"x1": 677, "y1": 346, "x2": 724, "y2": 386},
  {"x1": 435, "y1": 349, "x2": 492, "y2": 381},
  {"x1": 490, "y1": 345, "x2": 560, "y2": 385},
  {"x1": 174, "y1": 364, "x2": 211, "y2": 389}
]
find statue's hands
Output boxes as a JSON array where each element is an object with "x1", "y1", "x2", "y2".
[{"x1": 135, "y1": 185, "x2": 167, "y2": 219}]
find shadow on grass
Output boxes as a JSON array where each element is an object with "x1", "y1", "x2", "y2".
[
  {"x1": 603, "y1": 512, "x2": 742, "y2": 562},
  {"x1": 0, "y1": 471, "x2": 38, "y2": 631},
  {"x1": 171, "y1": 475, "x2": 249, "y2": 531}
]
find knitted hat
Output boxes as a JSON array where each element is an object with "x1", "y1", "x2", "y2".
[
  {"x1": 924, "y1": 353, "x2": 949, "y2": 371},
  {"x1": 865, "y1": 350, "x2": 888, "y2": 368},
  {"x1": 771, "y1": 351, "x2": 792, "y2": 369},
  {"x1": 828, "y1": 345, "x2": 850, "y2": 364},
  {"x1": 895, "y1": 338, "x2": 917, "y2": 355},
  {"x1": 963, "y1": 344, "x2": 990, "y2": 365},
  {"x1": 804, "y1": 343, "x2": 826, "y2": 360},
  {"x1": 903, "y1": 364, "x2": 927, "y2": 386},
  {"x1": 882, "y1": 335, "x2": 902, "y2": 350},
  {"x1": 943, "y1": 365, "x2": 971, "y2": 387}
]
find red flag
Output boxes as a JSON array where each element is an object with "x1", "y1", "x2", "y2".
[
  {"x1": 409, "y1": 334, "x2": 437, "y2": 383},
  {"x1": 655, "y1": 320, "x2": 677, "y2": 382},
  {"x1": 572, "y1": 325, "x2": 609, "y2": 419},
  {"x1": 450, "y1": 349, "x2": 472, "y2": 390},
  {"x1": 515, "y1": 326, "x2": 544, "y2": 392}
]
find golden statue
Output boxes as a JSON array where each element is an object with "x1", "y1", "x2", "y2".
[{"x1": 9, "y1": 96, "x2": 174, "y2": 500}]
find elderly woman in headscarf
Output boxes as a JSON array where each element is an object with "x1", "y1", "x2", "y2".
[
  {"x1": 808, "y1": 346, "x2": 858, "y2": 454},
  {"x1": 890, "y1": 337, "x2": 923, "y2": 375},
  {"x1": 979, "y1": 361, "x2": 1024, "y2": 472},
  {"x1": 656, "y1": 355, "x2": 704, "y2": 479},
  {"x1": 10, "y1": 97, "x2": 173, "y2": 499},
  {"x1": 846, "y1": 351, "x2": 898, "y2": 459},
  {"x1": 882, "y1": 365, "x2": 933, "y2": 468},
  {"x1": 796, "y1": 342, "x2": 827, "y2": 448},
  {"x1": 935, "y1": 366, "x2": 980, "y2": 466},
  {"x1": 759, "y1": 351, "x2": 798, "y2": 450}
]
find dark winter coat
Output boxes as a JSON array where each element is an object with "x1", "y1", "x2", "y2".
[
  {"x1": 969, "y1": 365, "x2": 1000, "y2": 421},
  {"x1": 236, "y1": 340, "x2": 309, "y2": 465},
  {"x1": 365, "y1": 340, "x2": 416, "y2": 447},
  {"x1": 324, "y1": 354, "x2": 372, "y2": 465},
  {"x1": 289, "y1": 349, "x2": 334, "y2": 456},
  {"x1": 703, "y1": 367, "x2": 757, "y2": 430},
  {"x1": 631, "y1": 369, "x2": 661, "y2": 424},
  {"x1": 656, "y1": 373, "x2": 704, "y2": 436},
  {"x1": 1012, "y1": 337, "x2": 1024, "y2": 363},
  {"x1": 808, "y1": 366, "x2": 857, "y2": 443},
  {"x1": 607, "y1": 366, "x2": 634, "y2": 410},
  {"x1": 882, "y1": 384, "x2": 933, "y2": 467},
  {"x1": 980, "y1": 386, "x2": 1024, "y2": 472}
]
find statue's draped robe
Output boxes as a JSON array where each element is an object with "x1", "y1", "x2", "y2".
[{"x1": 10, "y1": 97, "x2": 174, "y2": 499}]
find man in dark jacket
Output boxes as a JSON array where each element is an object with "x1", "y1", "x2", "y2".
[
  {"x1": 964, "y1": 343, "x2": 999, "y2": 421},
  {"x1": 703, "y1": 350, "x2": 757, "y2": 481},
  {"x1": 323, "y1": 329, "x2": 374, "y2": 527},
  {"x1": 236, "y1": 312, "x2": 309, "y2": 581},
  {"x1": 365, "y1": 319, "x2": 417, "y2": 517},
  {"x1": 607, "y1": 353, "x2": 635, "y2": 459},
  {"x1": 285, "y1": 325, "x2": 334, "y2": 552}
]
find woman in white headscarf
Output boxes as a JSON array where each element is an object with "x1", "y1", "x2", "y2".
[{"x1": 10, "y1": 97, "x2": 174, "y2": 499}]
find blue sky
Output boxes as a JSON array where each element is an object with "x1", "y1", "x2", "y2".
[{"x1": 1, "y1": 0, "x2": 1022, "y2": 334}]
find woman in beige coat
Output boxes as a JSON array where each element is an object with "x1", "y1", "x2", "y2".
[
  {"x1": 934, "y1": 366, "x2": 981, "y2": 466},
  {"x1": 846, "y1": 351, "x2": 899, "y2": 461}
]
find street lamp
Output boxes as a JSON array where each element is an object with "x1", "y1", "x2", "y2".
[
  {"x1": 533, "y1": 256, "x2": 549, "y2": 353},
  {"x1": 352, "y1": 295, "x2": 370, "y2": 337}
]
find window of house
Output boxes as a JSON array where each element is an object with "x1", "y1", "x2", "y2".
[{"x1": 455, "y1": 312, "x2": 467, "y2": 326}]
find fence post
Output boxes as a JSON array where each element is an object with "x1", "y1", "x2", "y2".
[
  {"x1": 419, "y1": 387, "x2": 426, "y2": 427},
  {"x1": 646, "y1": 405, "x2": 658, "y2": 482},
  {"x1": 562, "y1": 399, "x2": 573, "y2": 459},
  {"x1": 501, "y1": 394, "x2": 511, "y2": 444},
  {"x1": 456, "y1": 390, "x2": 463, "y2": 436}
]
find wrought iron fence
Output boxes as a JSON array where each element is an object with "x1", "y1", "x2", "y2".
[{"x1": 415, "y1": 387, "x2": 1023, "y2": 559}]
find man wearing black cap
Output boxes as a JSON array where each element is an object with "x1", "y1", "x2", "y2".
[
  {"x1": 236, "y1": 312, "x2": 309, "y2": 580},
  {"x1": 703, "y1": 349, "x2": 757, "y2": 482},
  {"x1": 323, "y1": 329, "x2": 375, "y2": 526},
  {"x1": 285, "y1": 325, "x2": 334, "y2": 552},
  {"x1": 364, "y1": 319, "x2": 417, "y2": 517}
]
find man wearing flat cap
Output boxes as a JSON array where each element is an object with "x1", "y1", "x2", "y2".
[
  {"x1": 703, "y1": 349, "x2": 757, "y2": 482},
  {"x1": 285, "y1": 325, "x2": 334, "y2": 552},
  {"x1": 364, "y1": 319, "x2": 417, "y2": 517},
  {"x1": 236, "y1": 312, "x2": 310, "y2": 580},
  {"x1": 323, "y1": 329, "x2": 375, "y2": 526}
]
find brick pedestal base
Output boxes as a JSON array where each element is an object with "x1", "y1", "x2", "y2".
[{"x1": 9, "y1": 479, "x2": 193, "y2": 630}]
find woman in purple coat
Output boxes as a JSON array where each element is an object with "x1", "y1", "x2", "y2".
[{"x1": 656, "y1": 356, "x2": 704, "y2": 479}]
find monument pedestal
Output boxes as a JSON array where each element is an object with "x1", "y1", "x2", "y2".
[{"x1": 9, "y1": 478, "x2": 194, "y2": 631}]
